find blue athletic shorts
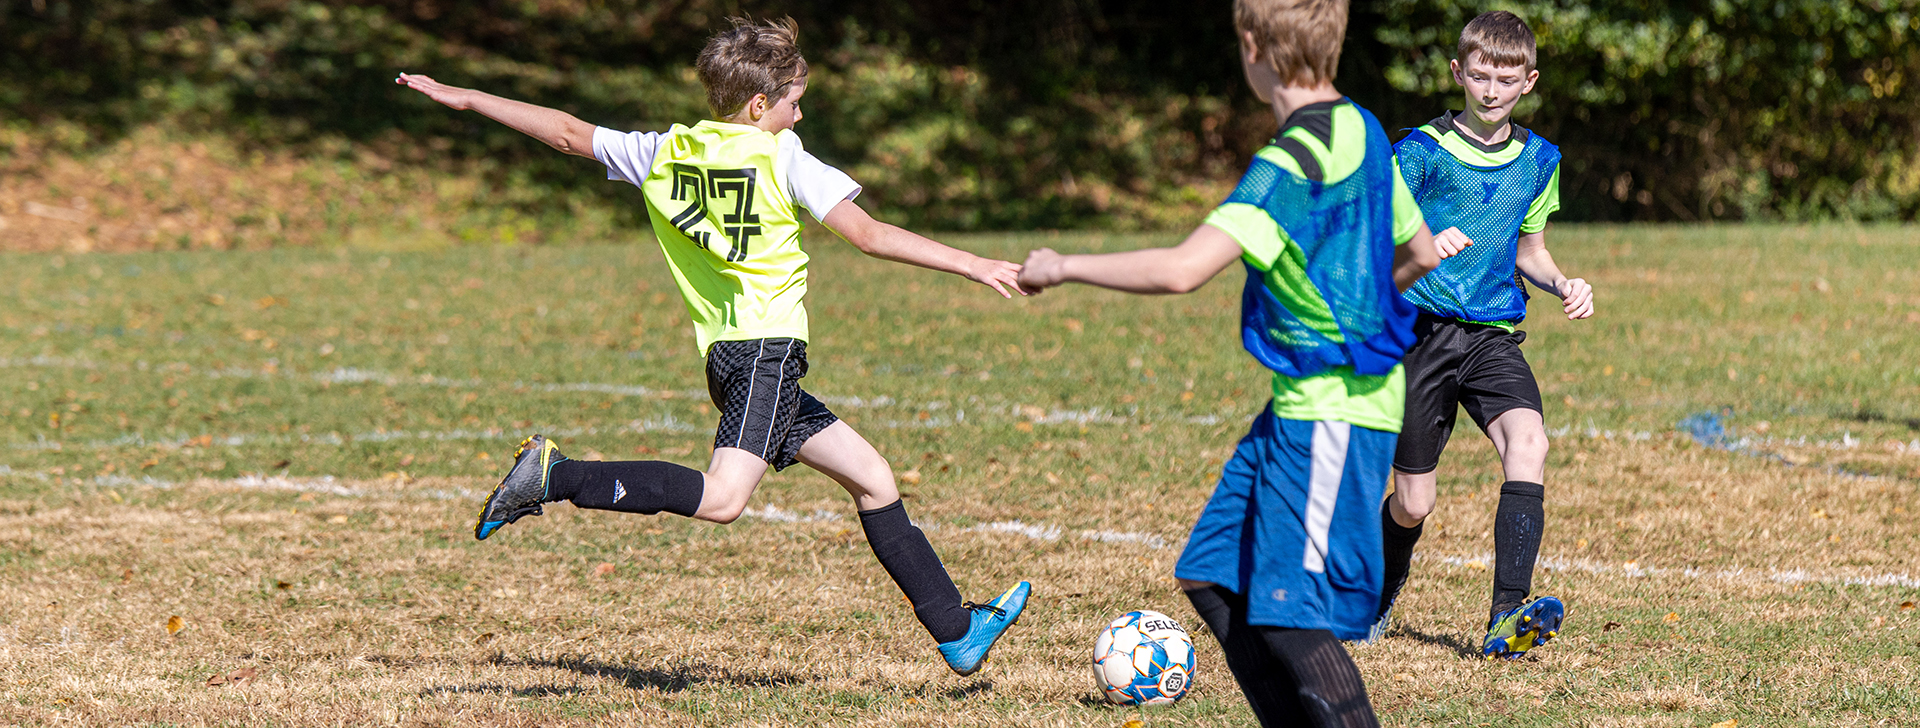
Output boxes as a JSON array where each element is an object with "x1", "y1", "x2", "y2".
[{"x1": 1173, "y1": 408, "x2": 1397, "y2": 640}]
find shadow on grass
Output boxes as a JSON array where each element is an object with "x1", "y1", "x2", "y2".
[
  {"x1": 487, "y1": 654, "x2": 811, "y2": 693},
  {"x1": 944, "y1": 679, "x2": 995, "y2": 700},
  {"x1": 1394, "y1": 626, "x2": 1481, "y2": 660}
]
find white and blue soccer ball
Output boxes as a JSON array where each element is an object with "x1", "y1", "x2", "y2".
[{"x1": 1093, "y1": 609, "x2": 1195, "y2": 706}]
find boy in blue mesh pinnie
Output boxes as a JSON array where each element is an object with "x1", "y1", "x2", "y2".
[
  {"x1": 1019, "y1": 1, "x2": 1437, "y2": 722},
  {"x1": 1368, "y1": 11, "x2": 1595, "y2": 660}
]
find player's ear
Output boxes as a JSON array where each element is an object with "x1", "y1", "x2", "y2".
[
  {"x1": 1521, "y1": 68, "x2": 1540, "y2": 95},
  {"x1": 746, "y1": 92, "x2": 770, "y2": 122},
  {"x1": 1239, "y1": 30, "x2": 1261, "y2": 66},
  {"x1": 1449, "y1": 58, "x2": 1463, "y2": 84}
]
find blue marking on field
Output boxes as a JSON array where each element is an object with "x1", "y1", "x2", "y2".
[{"x1": 1679, "y1": 410, "x2": 1896, "y2": 480}]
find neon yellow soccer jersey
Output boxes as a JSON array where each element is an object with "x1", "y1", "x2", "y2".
[{"x1": 629, "y1": 121, "x2": 814, "y2": 353}]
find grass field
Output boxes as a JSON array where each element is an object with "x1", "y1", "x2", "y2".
[{"x1": 1, "y1": 224, "x2": 1916, "y2": 726}]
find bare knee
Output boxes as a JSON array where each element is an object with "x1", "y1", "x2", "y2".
[
  {"x1": 1394, "y1": 490, "x2": 1436, "y2": 522},
  {"x1": 1504, "y1": 430, "x2": 1550, "y2": 469},
  {"x1": 695, "y1": 476, "x2": 756, "y2": 524},
  {"x1": 1390, "y1": 472, "x2": 1438, "y2": 524}
]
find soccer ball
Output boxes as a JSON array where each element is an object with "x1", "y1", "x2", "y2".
[{"x1": 1093, "y1": 610, "x2": 1195, "y2": 706}]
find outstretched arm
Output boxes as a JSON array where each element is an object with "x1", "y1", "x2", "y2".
[
  {"x1": 1394, "y1": 222, "x2": 1440, "y2": 292},
  {"x1": 820, "y1": 199, "x2": 1027, "y2": 298},
  {"x1": 395, "y1": 73, "x2": 596, "y2": 158},
  {"x1": 1018, "y1": 224, "x2": 1243, "y2": 295},
  {"x1": 1514, "y1": 229, "x2": 1593, "y2": 319}
]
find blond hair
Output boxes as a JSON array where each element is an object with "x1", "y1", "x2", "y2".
[
  {"x1": 1233, "y1": 0, "x2": 1347, "y2": 87},
  {"x1": 696, "y1": 17, "x2": 810, "y2": 120},
  {"x1": 1457, "y1": 11, "x2": 1536, "y2": 70}
]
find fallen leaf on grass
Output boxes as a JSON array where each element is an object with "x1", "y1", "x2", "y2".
[
  {"x1": 900, "y1": 469, "x2": 922, "y2": 485},
  {"x1": 474, "y1": 632, "x2": 496, "y2": 645},
  {"x1": 166, "y1": 615, "x2": 185, "y2": 636},
  {"x1": 271, "y1": 459, "x2": 291, "y2": 470},
  {"x1": 1603, "y1": 621, "x2": 1622, "y2": 632},
  {"x1": 592, "y1": 562, "x2": 616, "y2": 577},
  {"x1": 1465, "y1": 560, "x2": 1487, "y2": 571},
  {"x1": 120, "y1": 568, "x2": 134, "y2": 583},
  {"x1": 1902, "y1": 601, "x2": 1915, "y2": 611},
  {"x1": 1663, "y1": 612, "x2": 1681, "y2": 624},
  {"x1": 1124, "y1": 720, "x2": 1143, "y2": 728},
  {"x1": 327, "y1": 515, "x2": 349, "y2": 524},
  {"x1": 1014, "y1": 422, "x2": 1033, "y2": 433},
  {"x1": 1710, "y1": 720, "x2": 1737, "y2": 728},
  {"x1": 205, "y1": 667, "x2": 258, "y2": 687}
]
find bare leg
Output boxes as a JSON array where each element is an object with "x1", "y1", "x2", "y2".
[
  {"x1": 691, "y1": 446, "x2": 771, "y2": 523},
  {"x1": 1483, "y1": 408, "x2": 1548, "y2": 482},
  {"x1": 793, "y1": 420, "x2": 900, "y2": 510},
  {"x1": 1386, "y1": 469, "x2": 1438, "y2": 527}
]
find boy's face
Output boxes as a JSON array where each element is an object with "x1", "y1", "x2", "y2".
[
  {"x1": 1450, "y1": 52, "x2": 1538, "y2": 129},
  {"x1": 748, "y1": 78, "x2": 807, "y2": 133}
]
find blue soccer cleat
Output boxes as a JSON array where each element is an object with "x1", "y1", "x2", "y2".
[
  {"x1": 1481, "y1": 596, "x2": 1564, "y2": 660},
  {"x1": 473, "y1": 434, "x2": 567, "y2": 540},
  {"x1": 938, "y1": 581, "x2": 1030, "y2": 676},
  {"x1": 1358, "y1": 602, "x2": 1395, "y2": 645}
]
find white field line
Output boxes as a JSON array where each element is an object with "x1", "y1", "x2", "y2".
[
  {"x1": 13, "y1": 466, "x2": 1917, "y2": 590},
  {"x1": 1425, "y1": 551, "x2": 1920, "y2": 591}
]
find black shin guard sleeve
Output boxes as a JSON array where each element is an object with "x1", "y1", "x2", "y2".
[
  {"x1": 1185, "y1": 586, "x2": 1299, "y2": 727},
  {"x1": 1260, "y1": 628, "x2": 1381, "y2": 728},
  {"x1": 1377, "y1": 495, "x2": 1424, "y2": 615},
  {"x1": 1491, "y1": 480, "x2": 1546, "y2": 618},
  {"x1": 858, "y1": 500, "x2": 969, "y2": 644},
  {"x1": 552, "y1": 460, "x2": 704, "y2": 517}
]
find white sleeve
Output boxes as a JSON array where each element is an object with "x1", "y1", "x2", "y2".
[
  {"x1": 592, "y1": 127, "x2": 663, "y2": 187},
  {"x1": 778, "y1": 135, "x2": 862, "y2": 223}
]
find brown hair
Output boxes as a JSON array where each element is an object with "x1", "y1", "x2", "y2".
[
  {"x1": 1233, "y1": 0, "x2": 1347, "y2": 87},
  {"x1": 696, "y1": 17, "x2": 810, "y2": 120},
  {"x1": 1457, "y1": 11, "x2": 1536, "y2": 70}
]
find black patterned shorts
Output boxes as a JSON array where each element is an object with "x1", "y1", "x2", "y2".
[{"x1": 704, "y1": 338, "x2": 839, "y2": 471}]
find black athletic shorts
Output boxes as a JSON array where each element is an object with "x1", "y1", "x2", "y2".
[
  {"x1": 704, "y1": 338, "x2": 840, "y2": 471},
  {"x1": 1392, "y1": 313, "x2": 1544, "y2": 475}
]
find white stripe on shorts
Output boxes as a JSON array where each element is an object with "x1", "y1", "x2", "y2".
[{"x1": 1302, "y1": 420, "x2": 1351, "y2": 574}]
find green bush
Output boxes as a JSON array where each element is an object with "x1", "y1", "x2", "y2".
[{"x1": 3, "y1": 0, "x2": 1915, "y2": 231}]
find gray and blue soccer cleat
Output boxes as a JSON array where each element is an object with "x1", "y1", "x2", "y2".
[
  {"x1": 473, "y1": 434, "x2": 567, "y2": 540},
  {"x1": 938, "y1": 581, "x2": 1031, "y2": 676}
]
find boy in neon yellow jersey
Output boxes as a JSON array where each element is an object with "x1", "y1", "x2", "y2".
[
  {"x1": 396, "y1": 17, "x2": 1028, "y2": 677},
  {"x1": 1021, "y1": 1, "x2": 1437, "y2": 722},
  {"x1": 1369, "y1": 11, "x2": 1595, "y2": 660}
]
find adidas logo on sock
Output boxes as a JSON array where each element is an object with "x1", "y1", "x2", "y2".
[{"x1": 613, "y1": 480, "x2": 627, "y2": 502}]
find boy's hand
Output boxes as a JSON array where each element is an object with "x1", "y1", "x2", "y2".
[
  {"x1": 1017, "y1": 248, "x2": 1067, "y2": 292},
  {"x1": 967, "y1": 257, "x2": 1030, "y2": 299},
  {"x1": 1433, "y1": 227, "x2": 1475, "y2": 259},
  {"x1": 395, "y1": 73, "x2": 473, "y2": 110},
  {"x1": 1558, "y1": 277, "x2": 1594, "y2": 319}
]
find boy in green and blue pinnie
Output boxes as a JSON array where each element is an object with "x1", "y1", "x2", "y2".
[
  {"x1": 1368, "y1": 11, "x2": 1595, "y2": 660},
  {"x1": 1021, "y1": 0, "x2": 1437, "y2": 722},
  {"x1": 397, "y1": 17, "x2": 1029, "y2": 677}
]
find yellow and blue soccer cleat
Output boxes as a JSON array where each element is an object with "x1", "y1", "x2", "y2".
[
  {"x1": 938, "y1": 581, "x2": 1031, "y2": 676},
  {"x1": 473, "y1": 434, "x2": 567, "y2": 540},
  {"x1": 1481, "y1": 596, "x2": 1564, "y2": 660}
]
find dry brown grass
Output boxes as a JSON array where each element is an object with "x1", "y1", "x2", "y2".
[
  {"x1": 0, "y1": 430, "x2": 1914, "y2": 726},
  {"x1": 0, "y1": 126, "x2": 625, "y2": 253}
]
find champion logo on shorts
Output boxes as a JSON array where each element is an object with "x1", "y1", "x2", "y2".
[
  {"x1": 613, "y1": 479, "x2": 627, "y2": 503},
  {"x1": 1271, "y1": 589, "x2": 1288, "y2": 602}
]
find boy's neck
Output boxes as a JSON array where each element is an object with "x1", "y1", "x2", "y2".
[
  {"x1": 1449, "y1": 109, "x2": 1512, "y2": 146},
  {"x1": 1268, "y1": 83, "x2": 1344, "y2": 128}
]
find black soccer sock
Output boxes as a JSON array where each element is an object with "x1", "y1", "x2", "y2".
[
  {"x1": 1490, "y1": 480, "x2": 1546, "y2": 620},
  {"x1": 1186, "y1": 586, "x2": 1300, "y2": 727},
  {"x1": 858, "y1": 499, "x2": 970, "y2": 644},
  {"x1": 1377, "y1": 494, "x2": 1424, "y2": 617},
  {"x1": 547, "y1": 459, "x2": 705, "y2": 517},
  {"x1": 1186, "y1": 585, "x2": 1380, "y2": 728},
  {"x1": 1259, "y1": 627, "x2": 1381, "y2": 728}
]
